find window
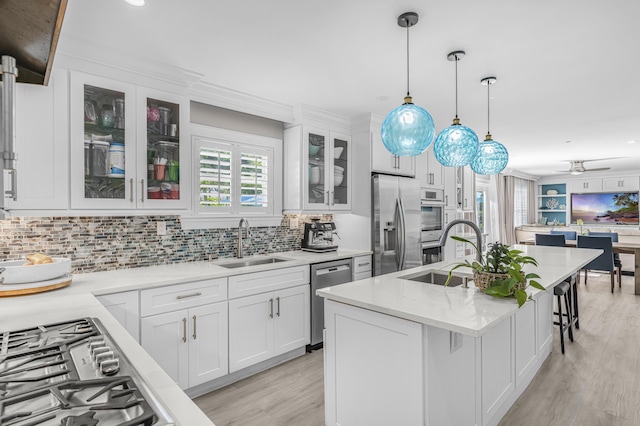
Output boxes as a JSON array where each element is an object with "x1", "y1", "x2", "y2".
[
  {"x1": 188, "y1": 125, "x2": 283, "y2": 227},
  {"x1": 513, "y1": 177, "x2": 529, "y2": 227}
]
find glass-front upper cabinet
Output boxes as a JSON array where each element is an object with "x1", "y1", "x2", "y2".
[
  {"x1": 137, "y1": 88, "x2": 190, "y2": 209},
  {"x1": 303, "y1": 128, "x2": 350, "y2": 211},
  {"x1": 70, "y1": 72, "x2": 136, "y2": 209}
]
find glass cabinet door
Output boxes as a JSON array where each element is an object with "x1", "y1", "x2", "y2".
[
  {"x1": 305, "y1": 129, "x2": 329, "y2": 209},
  {"x1": 70, "y1": 73, "x2": 136, "y2": 209},
  {"x1": 331, "y1": 135, "x2": 350, "y2": 209}
]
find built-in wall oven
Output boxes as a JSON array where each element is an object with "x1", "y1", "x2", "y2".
[{"x1": 420, "y1": 188, "x2": 445, "y2": 265}]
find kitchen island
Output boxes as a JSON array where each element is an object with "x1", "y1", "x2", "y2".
[{"x1": 317, "y1": 245, "x2": 601, "y2": 426}]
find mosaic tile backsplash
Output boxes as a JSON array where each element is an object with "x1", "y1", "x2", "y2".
[{"x1": 0, "y1": 214, "x2": 332, "y2": 273}]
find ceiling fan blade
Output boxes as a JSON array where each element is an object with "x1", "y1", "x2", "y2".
[{"x1": 584, "y1": 167, "x2": 611, "y2": 172}]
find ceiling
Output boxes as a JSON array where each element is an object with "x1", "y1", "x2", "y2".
[{"x1": 54, "y1": 0, "x2": 640, "y2": 177}]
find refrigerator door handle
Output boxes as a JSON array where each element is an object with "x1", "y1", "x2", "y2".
[
  {"x1": 394, "y1": 198, "x2": 401, "y2": 268},
  {"x1": 397, "y1": 198, "x2": 407, "y2": 270}
]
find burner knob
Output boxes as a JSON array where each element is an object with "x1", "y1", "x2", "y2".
[
  {"x1": 92, "y1": 346, "x2": 110, "y2": 360},
  {"x1": 95, "y1": 350, "x2": 114, "y2": 365},
  {"x1": 100, "y1": 358, "x2": 120, "y2": 376},
  {"x1": 89, "y1": 340, "x2": 106, "y2": 353}
]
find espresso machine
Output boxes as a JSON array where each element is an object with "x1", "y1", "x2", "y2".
[{"x1": 301, "y1": 220, "x2": 339, "y2": 252}]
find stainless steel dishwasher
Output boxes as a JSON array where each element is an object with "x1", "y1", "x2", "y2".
[{"x1": 309, "y1": 258, "x2": 353, "y2": 350}]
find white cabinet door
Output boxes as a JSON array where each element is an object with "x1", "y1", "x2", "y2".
[
  {"x1": 70, "y1": 71, "x2": 137, "y2": 209},
  {"x1": 228, "y1": 292, "x2": 273, "y2": 372},
  {"x1": 371, "y1": 133, "x2": 415, "y2": 176},
  {"x1": 514, "y1": 301, "x2": 537, "y2": 388},
  {"x1": 188, "y1": 302, "x2": 229, "y2": 387},
  {"x1": 536, "y1": 290, "x2": 553, "y2": 355},
  {"x1": 141, "y1": 310, "x2": 190, "y2": 390},
  {"x1": 424, "y1": 149, "x2": 444, "y2": 189},
  {"x1": 481, "y1": 317, "x2": 514, "y2": 423},
  {"x1": 274, "y1": 285, "x2": 310, "y2": 355},
  {"x1": 570, "y1": 178, "x2": 603, "y2": 193},
  {"x1": 443, "y1": 166, "x2": 457, "y2": 209},
  {"x1": 9, "y1": 68, "x2": 69, "y2": 210},
  {"x1": 442, "y1": 208, "x2": 458, "y2": 262},
  {"x1": 462, "y1": 166, "x2": 475, "y2": 211},
  {"x1": 96, "y1": 291, "x2": 140, "y2": 342},
  {"x1": 603, "y1": 176, "x2": 640, "y2": 191}
]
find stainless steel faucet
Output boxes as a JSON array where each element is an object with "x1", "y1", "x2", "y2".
[
  {"x1": 237, "y1": 218, "x2": 251, "y2": 258},
  {"x1": 439, "y1": 219, "x2": 483, "y2": 262}
]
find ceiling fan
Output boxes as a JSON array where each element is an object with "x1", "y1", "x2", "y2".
[{"x1": 558, "y1": 160, "x2": 611, "y2": 175}]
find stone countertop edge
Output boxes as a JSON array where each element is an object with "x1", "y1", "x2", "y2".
[
  {"x1": 0, "y1": 248, "x2": 371, "y2": 426},
  {"x1": 317, "y1": 245, "x2": 602, "y2": 338}
]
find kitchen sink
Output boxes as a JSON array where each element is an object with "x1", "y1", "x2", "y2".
[
  {"x1": 399, "y1": 270, "x2": 467, "y2": 287},
  {"x1": 217, "y1": 257, "x2": 289, "y2": 269}
]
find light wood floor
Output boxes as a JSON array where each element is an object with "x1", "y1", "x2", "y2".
[{"x1": 194, "y1": 273, "x2": 640, "y2": 426}]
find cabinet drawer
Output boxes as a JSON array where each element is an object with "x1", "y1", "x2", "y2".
[
  {"x1": 353, "y1": 271, "x2": 372, "y2": 281},
  {"x1": 140, "y1": 278, "x2": 227, "y2": 317},
  {"x1": 353, "y1": 255, "x2": 372, "y2": 274},
  {"x1": 228, "y1": 265, "x2": 310, "y2": 299}
]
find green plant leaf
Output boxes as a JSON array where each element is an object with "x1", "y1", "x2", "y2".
[
  {"x1": 515, "y1": 288, "x2": 527, "y2": 307},
  {"x1": 529, "y1": 280, "x2": 545, "y2": 291}
]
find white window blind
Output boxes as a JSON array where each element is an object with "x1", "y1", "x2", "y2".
[
  {"x1": 195, "y1": 137, "x2": 272, "y2": 215},
  {"x1": 513, "y1": 177, "x2": 529, "y2": 227}
]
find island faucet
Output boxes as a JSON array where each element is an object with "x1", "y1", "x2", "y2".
[
  {"x1": 237, "y1": 218, "x2": 251, "y2": 259},
  {"x1": 439, "y1": 219, "x2": 483, "y2": 263}
]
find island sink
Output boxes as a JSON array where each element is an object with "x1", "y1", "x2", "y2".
[
  {"x1": 399, "y1": 270, "x2": 467, "y2": 287},
  {"x1": 218, "y1": 257, "x2": 288, "y2": 269}
]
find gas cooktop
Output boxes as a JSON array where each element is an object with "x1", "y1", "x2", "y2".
[{"x1": 0, "y1": 317, "x2": 175, "y2": 426}]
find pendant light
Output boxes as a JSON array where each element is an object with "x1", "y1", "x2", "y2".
[
  {"x1": 470, "y1": 77, "x2": 509, "y2": 175},
  {"x1": 433, "y1": 51, "x2": 479, "y2": 167},
  {"x1": 380, "y1": 12, "x2": 435, "y2": 157}
]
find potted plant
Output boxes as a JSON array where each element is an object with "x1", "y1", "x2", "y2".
[{"x1": 445, "y1": 236, "x2": 545, "y2": 307}]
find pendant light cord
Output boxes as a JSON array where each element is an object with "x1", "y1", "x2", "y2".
[
  {"x1": 486, "y1": 81, "x2": 491, "y2": 135},
  {"x1": 454, "y1": 54, "x2": 459, "y2": 119},
  {"x1": 406, "y1": 21, "x2": 410, "y2": 97}
]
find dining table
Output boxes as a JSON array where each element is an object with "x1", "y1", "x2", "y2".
[{"x1": 521, "y1": 237, "x2": 640, "y2": 295}]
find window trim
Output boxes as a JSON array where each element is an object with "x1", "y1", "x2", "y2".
[{"x1": 182, "y1": 124, "x2": 283, "y2": 229}]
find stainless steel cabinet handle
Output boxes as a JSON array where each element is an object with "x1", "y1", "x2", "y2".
[
  {"x1": 176, "y1": 292, "x2": 202, "y2": 300},
  {"x1": 357, "y1": 262, "x2": 370, "y2": 267},
  {"x1": 192, "y1": 315, "x2": 197, "y2": 340},
  {"x1": 445, "y1": 195, "x2": 448, "y2": 205},
  {"x1": 140, "y1": 179, "x2": 145, "y2": 203},
  {"x1": 326, "y1": 190, "x2": 330, "y2": 205},
  {"x1": 129, "y1": 179, "x2": 134, "y2": 202},
  {"x1": 182, "y1": 318, "x2": 187, "y2": 343},
  {"x1": 269, "y1": 298, "x2": 274, "y2": 318},
  {"x1": 331, "y1": 191, "x2": 335, "y2": 206},
  {"x1": 276, "y1": 297, "x2": 280, "y2": 317}
]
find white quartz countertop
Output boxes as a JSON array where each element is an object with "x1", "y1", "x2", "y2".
[
  {"x1": 0, "y1": 248, "x2": 371, "y2": 425},
  {"x1": 317, "y1": 245, "x2": 601, "y2": 337}
]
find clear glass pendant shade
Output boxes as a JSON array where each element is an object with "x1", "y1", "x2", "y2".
[
  {"x1": 381, "y1": 101, "x2": 436, "y2": 156},
  {"x1": 433, "y1": 121, "x2": 479, "y2": 167},
  {"x1": 470, "y1": 137, "x2": 509, "y2": 175}
]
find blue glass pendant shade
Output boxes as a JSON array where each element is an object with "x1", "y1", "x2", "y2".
[
  {"x1": 470, "y1": 136, "x2": 509, "y2": 175},
  {"x1": 381, "y1": 97, "x2": 436, "y2": 157},
  {"x1": 433, "y1": 118, "x2": 479, "y2": 167}
]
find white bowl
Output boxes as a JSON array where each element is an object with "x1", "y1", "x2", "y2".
[
  {"x1": 309, "y1": 166, "x2": 320, "y2": 185},
  {"x1": 0, "y1": 257, "x2": 71, "y2": 284},
  {"x1": 334, "y1": 165, "x2": 344, "y2": 174},
  {"x1": 334, "y1": 173, "x2": 344, "y2": 186},
  {"x1": 334, "y1": 147, "x2": 344, "y2": 159}
]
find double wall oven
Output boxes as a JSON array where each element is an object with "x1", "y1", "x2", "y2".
[{"x1": 420, "y1": 188, "x2": 445, "y2": 265}]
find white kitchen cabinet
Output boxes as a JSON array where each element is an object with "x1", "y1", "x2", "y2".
[
  {"x1": 603, "y1": 176, "x2": 640, "y2": 191},
  {"x1": 481, "y1": 317, "x2": 514, "y2": 424},
  {"x1": 569, "y1": 178, "x2": 602, "y2": 193},
  {"x1": 228, "y1": 284, "x2": 310, "y2": 373},
  {"x1": 70, "y1": 71, "x2": 190, "y2": 209},
  {"x1": 536, "y1": 289, "x2": 553, "y2": 355},
  {"x1": 422, "y1": 148, "x2": 444, "y2": 189},
  {"x1": 443, "y1": 166, "x2": 457, "y2": 209},
  {"x1": 96, "y1": 290, "x2": 140, "y2": 342},
  {"x1": 141, "y1": 301, "x2": 228, "y2": 390},
  {"x1": 442, "y1": 208, "x2": 458, "y2": 262},
  {"x1": 352, "y1": 255, "x2": 372, "y2": 281},
  {"x1": 283, "y1": 126, "x2": 351, "y2": 212},
  {"x1": 514, "y1": 300, "x2": 537, "y2": 388},
  {"x1": 371, "y1": 132, "x2": 416, "y2": 176},
  {"x1": 457, "y1": 166, "x2": 475, "y2": 211},
  {"x1": 8, "y1": 68, "x2": 69, "y2": 211}
]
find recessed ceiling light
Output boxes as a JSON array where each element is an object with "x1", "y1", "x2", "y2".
[
  {"x1": 565, "y1": 140, "x2": 571, "y2": 144},
  {"x1": 628, "y1": 140, "x2": 637, "y2": 144},
  {"x1": 125, "y1": 0, "x2": 145, "y2": 6}
]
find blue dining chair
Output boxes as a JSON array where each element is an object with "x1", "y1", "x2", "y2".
[
  {"x1": 586, "y1": 232, "x2": 622, "y2": 284},
  {"x1": 550, "y1": 229, "x2": 577, "y2": 241},
  {"x1": 535, "y1": 233, "x2": 580, "y2": 346},
  {"x1": 577, "y1": 235, "x2": 617, "y2": 292}
]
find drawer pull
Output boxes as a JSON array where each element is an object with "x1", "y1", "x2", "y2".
[
  {"x1": 176, "y1": 292, "x2": 202, "y2": 300},
  {"x1": 182, "y1": 317, "x2": 187, "y2": 343},
  {"x1": 269, "y1": 298, "x2": 274, "y2": 318},
  {"x1": 357, "y1": 262, "x2": 370, "y2": 267},
  {"x1": 276, "y1": 297, "x2": 280, "y2": 317}
]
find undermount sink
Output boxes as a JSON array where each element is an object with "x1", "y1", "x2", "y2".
[
  {"x1": 399, "y1": 270, "x2": 467, "y2": 287},
  {"x1": 218, "y1": 257, "x2": 288, "y2": 269}
]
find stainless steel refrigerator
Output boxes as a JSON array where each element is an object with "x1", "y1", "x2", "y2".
[{"x1": 372, "y1": 174, "x2": 422, "y2": 276}]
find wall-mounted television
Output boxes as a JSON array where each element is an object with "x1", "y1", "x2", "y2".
[{"x1": 570, "y1": 192, "x2": 639, "y2": 225}]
